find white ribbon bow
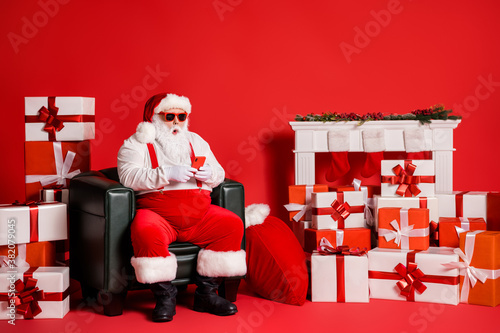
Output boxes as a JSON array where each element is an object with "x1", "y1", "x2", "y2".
[
  {"x1": 318, "y1": 237, "x2": 334, "y2": 251},
  {"x1": 25, "y1": 142, "x2": 81, "y2": 186},
  {"x1": 284, "y1": 203, "x2": 310, "y2": 222},
  {"x1": 284, "y1": 185, "x2": 315, "y2": 222},
  {"x1": 378, "y1": 208, "x2": 429, "y2": 249},
  {"x1": 318, "y1": 232, "x2": 345, "y2": 250},
  {"x1": 442, "y1": 231, "x2": 489, "y2": 302},
  {"x1": 382, "y1": 220, "x2": 415, "y2": 246}
]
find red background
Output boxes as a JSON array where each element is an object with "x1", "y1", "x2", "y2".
[{"x1": 1, "y1": 0, "x2": 499, "y2": 222}]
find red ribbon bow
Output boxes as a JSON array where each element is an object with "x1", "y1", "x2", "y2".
[
  {"x1": 391, "y1": 163, "x2": 422, "y2": 197},
  {"x1": 12, "y1": 200, "x2": 40, "y2": 206},
  {"x1": 317, "y1": 244, "x2": 367, "y2": 256},
  {"x1": 394, "y1": 262, "x2": 427, "y2": 298},
  {"x1": 38, "y1": 97, "x2": 64, "y2": 141},
  {"x1": 12, "y1": 277, "x2": 45, "y2": 319},
  {"x1": 331, "y1": 199, "x2": 351, "y2": 222}
]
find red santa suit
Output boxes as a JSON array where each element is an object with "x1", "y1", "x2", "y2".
[{"x1": 117, "y1": 93, "x2": 246, "y2": 285}]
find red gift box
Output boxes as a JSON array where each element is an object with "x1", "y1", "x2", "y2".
[
  {"x1": 378, "y1": 207, "x2": 429, "y2": 250},
  {"x1": 453, "y1": 231, "x2": 500, "y2": 306},
  {"x1": 284, "y1": 184, "x2": 329, "y2": 222},
  {"x1": 438, "y1": 217, "x2": 487, "y2": 248},
  {"x1": 24, "y1": 141, "x2": 90, "y2": 201},
  {"x1": 304, "y1": 228, "x2": 371, "y2": 253},
  {"x1": 0, "y1": 242, "x2": 56, "y2": 267}
]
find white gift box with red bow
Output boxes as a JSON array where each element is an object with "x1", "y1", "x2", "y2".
[
  {"x1": 25, "y1": 96, "x2": 95, "y2": 141},
  {"x1": 0, "y1": 266, "x2": 69, "y2": 319},
  {"x1": 381, "y1": 160, "x2": 435, "y2": 197},
  {"x1": 311, "y1": 191, "x2": 365, "y2": 230},
  {"x1": 368, "y1": 247, "x2": 460, "y2": 305}
]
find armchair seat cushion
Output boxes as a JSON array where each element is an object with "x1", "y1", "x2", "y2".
[{"x1": 168, "y1": 242, "x2": 201, "y2": 255}]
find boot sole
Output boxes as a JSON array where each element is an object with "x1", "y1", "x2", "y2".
[
  {"x1": 152, "y1": 316, "x2": 174, "y2": 322},
  {"x1": 193, "y1": 306, "x2": 238, "y2": 316}
]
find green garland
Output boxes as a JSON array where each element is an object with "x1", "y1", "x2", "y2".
[{"x1": 295, "y1": 104, "x2": 462, "y2": 125}]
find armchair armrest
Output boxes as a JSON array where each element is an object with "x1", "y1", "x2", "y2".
[{"x1": 69, "y1": 171, "x2": 135, "y2": 294}]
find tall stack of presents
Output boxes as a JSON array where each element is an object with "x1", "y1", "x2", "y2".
[
  {"x1": 1, "y1": 97, "x2": 94, "y2": 320},
  {"x1": 1, "y1": 97, "x2": 499, "y2": 322},
  {"x1": 285, "y1": 120, "x2": 500, "y2": 307}
]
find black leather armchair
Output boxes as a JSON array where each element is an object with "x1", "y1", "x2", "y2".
[{"x1": 68, "y1": 167, "x2": 245, "y2": 316}]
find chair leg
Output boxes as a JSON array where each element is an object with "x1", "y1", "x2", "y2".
[
  {"x1": 80, "y1": 283, "x2": 98, "y2": 301},
  {"x1": 100, "y1": 290, "x2": 128, "y2": 316},
  {"x1": 218, "y1": 278, "x2": 241, "y2": 302}
]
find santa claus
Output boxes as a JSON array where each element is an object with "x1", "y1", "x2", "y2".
[{"x1": 117, "y1": 93, "x2": 246, "y2": 322}]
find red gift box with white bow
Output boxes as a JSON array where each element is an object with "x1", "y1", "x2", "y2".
[{"x1": 24, "y1": 141, "x2": 90, "y2": 201}]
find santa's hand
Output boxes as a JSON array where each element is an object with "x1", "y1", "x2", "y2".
[
  {"x1": 166, "y1": 165, "x2": 197, "y2": 183},
  {"x1": 194, "y1": 165, "x2": 212, "y2": 182}
]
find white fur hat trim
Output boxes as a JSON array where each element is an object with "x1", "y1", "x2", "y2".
[
  {"x1": 244, "y1": 204, "x2": 270, "y2": 228},
  {"x1": 154, "y1": 93, "x2": 192, "y2": 114},
  {"x1": 135, "y1": 121, "x2": 156, "y2": 144}
]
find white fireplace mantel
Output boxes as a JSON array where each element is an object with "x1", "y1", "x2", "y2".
[{"x1": 289, "y1": 120, "x2": 461, "y2": 192}]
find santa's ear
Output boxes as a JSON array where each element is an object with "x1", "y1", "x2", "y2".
[{"x1": 135, "y1": 122, "x2": 156, "y2": 144}]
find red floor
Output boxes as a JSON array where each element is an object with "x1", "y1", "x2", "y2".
[{"x1": 8, "y1": 279, "x2": 499, "y2": 333}]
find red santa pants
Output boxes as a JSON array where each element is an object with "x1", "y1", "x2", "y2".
[
  {"x1": 130, "y1": 189, "x2": 246, "y2": 283},
  {"x1": 132, "y1": 189, "x2": 243, "y2": 256}
]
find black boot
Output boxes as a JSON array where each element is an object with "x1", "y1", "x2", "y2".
[
  {"x1": 150, "y1": 282, "x2": 177, "y2": 322},
  {"x1": 193, "y1": 274, "x2": 237, "y2": 316}
]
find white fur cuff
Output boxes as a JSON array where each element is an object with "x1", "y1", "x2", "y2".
[
  {"x1": 135, "y1": 121, "x2": 156, "y2": 144},
  {"x1": 244, "y1": 204, "x2": 270, "y2": 228},
  {"x1": 197, "y1": 249, "x2": 247, "y2": 277},
  {"x1": 131, "y1": 254, "x2": 177, "y2": 284},
  {"x1": 404, "y1": 128, "x2": 426, "y2": 152},
  {"x1": 328, "y1": 129, "x2": 350, "y2": 152},
  {"x1": 362, "y1": 129, "x2": 386, "y2": 152}
]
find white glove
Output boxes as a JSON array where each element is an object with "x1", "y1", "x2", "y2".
[
  {"x1": 165, "y1": 165, "x2": 197, "y2": 183},
  {"x1": 194, "y1": 164, "x2": 212, "y2": 182}
]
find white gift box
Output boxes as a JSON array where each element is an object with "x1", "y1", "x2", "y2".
[
  {"x1": 40, "y1": 188, "x2": 69, "y2": 205},
  {"x1": 0, "y1": 202, "x2": 67, "y2": 245},
  {"x1": 435, "y1": 192, "x2": 487, "y2": 220},
  {"x1": 373, "y1": 195, "x2": 439, "y2": 230},
  {"x1": 25, "y1": 96, "x2": 95, "y2": 141},
  {"x1": 381, "y1": 160, "x2": 435, "y2": 197},
  {"x1": 0, "y1": 266, "x2": 69, "y2": 319},
  {"x1": 368, "y1": 247, "x2": 460, "y2": 305},
  {"x1": 311, "y1": 251, "x2": 369, "y2": 302},
  {"x1": 311, "y1": 191, "x2": 365, "y2": 230}
]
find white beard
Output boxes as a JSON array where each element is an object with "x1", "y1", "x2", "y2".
[{"x1": 152, "y1": 116, "x2": 191, "y2": 165}]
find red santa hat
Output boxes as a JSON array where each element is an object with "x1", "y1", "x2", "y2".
[{"x1": 136, "y1": 93, "x2": 192, "y2": 143}]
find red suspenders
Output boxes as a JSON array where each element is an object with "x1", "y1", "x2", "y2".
[
  {"x1": 146, "y1": 143, "x2": 159, "y2": 169},
  {"x1": 147, "y1": 142, "x2": 202, "y2": 187}
]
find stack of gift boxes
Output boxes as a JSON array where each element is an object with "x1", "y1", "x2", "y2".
[
  {"x1": 0, "y1": 96, "x2": 94, "y2": 320},
  {"x1": 286, "y1": 156, "x2": 500, "y2": 307}
]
